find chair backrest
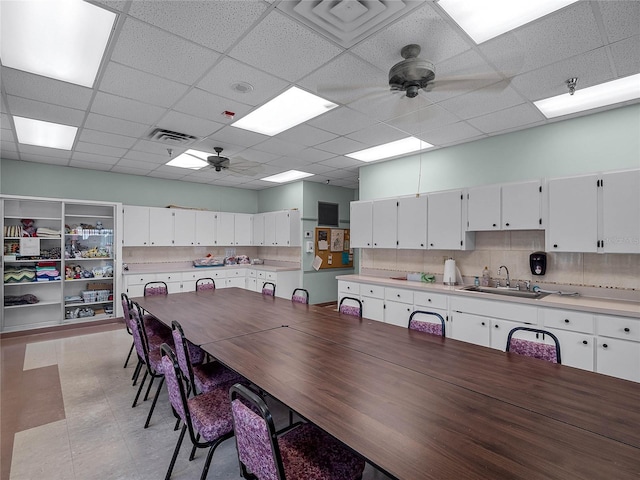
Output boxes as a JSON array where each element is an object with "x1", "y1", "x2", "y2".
[
  {"x1": 121, "y1": 292, "x2": 133, "y2": 331},
  {"x1": 339, "y1": 296, "x2": 362, "y2": 317},
  {"x1": 196, "y1": 277, "x2": 216, "y2": 291},
  {"x1": 129, "y1": 302, "x2": 150, "y2": 364},
  {"x1": 408, "y1": 310, "x2": 445, "y2": 337},
  {"x1": 291, "y1": 288, "x2": 309, "y2": 304},
  {"x1": 171, "y1": 320, "x2": 198, "y2": 393},
  {"x1": 230, "y1": 383, "x2": 284, "y2": 480},
  {"x1": 506, "y1": 327, "x2": 562, "y2": 364},
  {"x1": 261, "y1": 282, "x2": 276, "y2": 297},
  {"x1": 160, "y1": 344, "x2": 191, "y2": 426},
  {"x1": 144, "y1": 281, "x2": 168, "y2": 296}
]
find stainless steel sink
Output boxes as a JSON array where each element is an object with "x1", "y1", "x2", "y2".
[{"x1": 458, "y1": 285, "x2": 550, "y2": 299}]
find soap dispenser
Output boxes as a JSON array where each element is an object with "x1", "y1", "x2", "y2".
[{"x1": 529, "y1": 252, "x2": 547, "y2": 276}]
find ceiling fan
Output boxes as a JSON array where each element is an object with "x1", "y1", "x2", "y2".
[{"x1": 189, "y1": 147, "x2": 264, "y2": 176}]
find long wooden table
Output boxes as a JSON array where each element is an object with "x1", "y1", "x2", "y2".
[{"x1": 134, "y1": 289, "x2": 640, "y2": 479}]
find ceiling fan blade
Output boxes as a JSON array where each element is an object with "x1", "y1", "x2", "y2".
[{"x1": 426, "y1": 75, "x2": 509, "y2": 93}]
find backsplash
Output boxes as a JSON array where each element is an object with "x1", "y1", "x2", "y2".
[
  {"x1": 122, "y1": 246, "x2": 301, "y2": 265},
  {"x1": 361, "y1": 231, "x2": 639, "y2": 291}
]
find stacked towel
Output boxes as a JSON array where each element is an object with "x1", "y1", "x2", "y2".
[
  {"x1": 36, "y1": 262, "x2": 60, "y2": 281},
  {"x1": 35, "y1": 227, "x2": 61, "y2": 238},
  {"x1": 4, "y1": 266, "x2": 36, "y2": 283},
  {"x1": 5, "y1": 294, "x2": 39, "y2": 306}
]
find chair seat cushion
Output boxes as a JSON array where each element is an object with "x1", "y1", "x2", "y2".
[
  {"x1": 279, "y1": 423, "x2": 365, "y2": 480},
  {"x1": 339, "y1": 305, "x2": 360, "y2": 317},
  {"x1": 188, "y1": 388, "x2": 234, "y2": 442},
  {"x1": 410, "y1": 320, "x2": 443, "y2": 336},
  {"x1": 194, "y1": 362, "x2": 244, "y2": 394},
  {"x1": 509, "y1": 337, "x2": 558, "y2": 363}
]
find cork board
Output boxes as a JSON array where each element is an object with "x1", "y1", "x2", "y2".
[{"x1": 314, "y1": 227, "x2": 353, "y2": 269}]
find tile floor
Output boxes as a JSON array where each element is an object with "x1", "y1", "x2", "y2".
[{"x1": 1, "y1": 322, "x2": 390, "y2": 480}]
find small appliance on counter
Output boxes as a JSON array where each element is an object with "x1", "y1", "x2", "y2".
[
  {"x1": 443, "y1": 258, "x2": 461, "y2": 285},
  {"x1": 530, "y1": 252, "x2": 547, "y2": 276}
]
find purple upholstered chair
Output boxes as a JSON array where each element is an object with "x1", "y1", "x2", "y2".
[
  {"x1": 338, "y1": 296, "x2": 362, "y2": 318},
  {"x1": 408, "y1": 310, "x2": 446, "y2": 337},
  {"x1": 144, "y1": 281, "x2": 168, "y2": 296},
  {"x1": 171, "y1": 320, "x2": 242, "y2": 397},
  {"x1": 506, "y1": 327, "x2": 561, "y2": 364},
  {"x1": 161, "y1": 344, "x2": 235, "y2": 480},
  {"x1": 121, "y1": 293, "x2": 135, "y2": 368},
  {"x1": 230, "y1": 383, "x2": 365, "y2": 480},
  {"x1": 262, "y1": 282, "x2": 276, "y2": 297},
  {"x1": 196, "y1": 278, "x2": 216, "y2": 291},
  {"x1": 291, "y1": 288, "x2": 309, "y2": 304}
]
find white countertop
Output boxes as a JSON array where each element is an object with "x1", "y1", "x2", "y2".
[
  {"x1": 123, "y1": 262, "x2": 300, "y2": 275},
  {"x1": 337, "y1": 274, "x2": 640, "y2": 319}
]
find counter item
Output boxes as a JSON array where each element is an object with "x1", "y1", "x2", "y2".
[
  {"x1": 530, "y1": 252, "x2": 547, "y2": 276},
  {"x1": 481, "y1": 266, "x2": 490, "y2": 286},
  {"x1": 443, "y1": 258, "x2": 457, "y2": 285},
  {"x1": 474, "y1": 276, "x2": 480, "y2": 286}
]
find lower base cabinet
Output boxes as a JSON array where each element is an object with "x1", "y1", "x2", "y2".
[
  {"x1": 450, "y1": 311, "x2": 491, "y2": 347},
  {"x1": 596, "y1": 337, "x2": 640, "y2": 382}
]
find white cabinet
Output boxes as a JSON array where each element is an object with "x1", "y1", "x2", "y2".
[
  {"x1": 149, "y1": 207, "x2": 175, "y2": 246},
  {"x1": 123, "y1": 205, "x2": 150, "y2": 246},
  {"x1": 449, "y1": 311, "x2": 491, "y2": 347},
  {"x1": 490, "y1": 318, "x2": 523, "y2": 350},
  {"x1": 174, "y1": 209, "x2": 196, "y2": 247},
  {"x1": 397, "y1": 195, "x2": 427, "y2": 249},
  {"x1": 547, "y1": 174, "x2": 599, "y2": 253},
  {"x1": 546, "y1": 328, "x2": 594, "y2": 371},
  {"x1": 215, "y1": 212, "x2": 235, "y2": 246},
  {"x1": 595, "y1": 314, "x2": 640, "y2": 382},
  {"x1": 267, "y1": 210, "x2": 300, "y2": 247},
  {"x1": 372, "y1": 199, "x2": 397, "y2": 248},
  {"x1": 360, "y1": 284, "x2": 385, "y2": 322},
  {"x1": 350, "y1": 201, "x2": 372, "y2": 248},
  {"x1": 467, "y1": 184, "x2": 501, "y2": 231},
  {"x1": 252, "y1": 213, "x2": 265, "y2": 246},
  {"x1": 427, "y1": 189, "x2": 473, "y2": 250},
  {"x1": 234, "y1": 213, "x2": 252, "y2": 246},
  {"x1": 195, "y1": 210, "x2": 216, "y2": 246},
  {"x1": 384, "y1": 287, "x2": 414, "y2": 327},
  {"x1": 601, "y1": 169, "x2": 640, "y2": 254}
]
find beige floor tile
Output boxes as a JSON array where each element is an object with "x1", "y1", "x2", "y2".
[{"x1": 22, "y1": 340, "x2": 58, "y2": 371}]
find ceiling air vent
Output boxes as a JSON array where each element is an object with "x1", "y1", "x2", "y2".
[{"x1": 148, "y1": 128, "x2": 198, "y2": 146}]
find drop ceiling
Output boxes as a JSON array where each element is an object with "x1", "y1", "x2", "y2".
[{"x1": 1, "y1": 0, "x2": 639, "y2": 190}]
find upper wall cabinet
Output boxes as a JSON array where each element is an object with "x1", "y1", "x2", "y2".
[
  {"x1": 397, "y1": 195, "x2": 427, "y2": 249},
  {"x1": 350, "y1": 201, "x2": 373, "y2": 248},
  {"x1": 123, "y1": 205, "x2": 150, "y2": 246},
  {"x1": 466, "y1": 180, "x2": 542, "y2": 231},
  {"x1": 601, "y1": 169, "x2": 640, "y2": 254},
  {"x1": 372, "y1": 198, "x2": 398, "y2": 248},
  {"x1": 195, "y1": 210, "x2": 217, "y2": 246},
  {"x1": 253, "y1": 213, "x2": 265, "y2": 246},
  {"x1": 427, "y1": 189, "x2": 474, "y2": 250},
  {"x1": 215, "y1": 212, "x2": 235, "y2": 246}
]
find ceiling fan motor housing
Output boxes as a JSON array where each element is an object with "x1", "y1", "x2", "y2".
[{"x1": 389, "y1": 57, "x2": 435, "y2": 97}]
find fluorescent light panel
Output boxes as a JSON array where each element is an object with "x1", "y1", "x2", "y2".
[
  {"x1": 13, "y1": 116, "x2": 78, "y2": 150},
  {"x1": 438, "y1": 0, "x2": 579, "y2": 44},
  {"x1": 534, "y1": 74, "x2": 640, "y2": 119},
  {"x1": 347, "y1": 137, "x2": 434, "y2": 162},
  {"x1": 1, "y1": 0, "x2": 117, "y2": 87},
  {"x1": 166, "y1": 149, "x2": 209, "y2": 169},
  {"x1": 232, "y1": 87, "x2": 338, "y2": 136},
  {"x1": 261, "y1": 170, "x2": 314, "y2": 183}
]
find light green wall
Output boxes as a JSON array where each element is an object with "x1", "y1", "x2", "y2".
[
  {"x1": 359, "y1": 104, "x2": 640, "y2": 200},
  {"x1": 256, "y1": 182, "x2": 303, "y2": 212},
  {"x1": 0, "y1": 159, "x2": 258, "y2": 212}
]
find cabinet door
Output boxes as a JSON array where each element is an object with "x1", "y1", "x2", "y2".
[
  {"x1": 397, "y1": 195, "x2": 427, "y2": 249},
  {"x1": 216, "y1": 212, "x2": 235, "y2": 246},
  {"x1": 372, "y1": 199, "x2": 397, "y2": 248},
  {"x1": 274, "y1": 211, "x2": 291, "y2": 246},
  {"x1": 449, "y1": 312, "x2": 491, "y2": 347},
  {"x1": 149, "y1": 208, "x2": 174, "y2": 246},
  {"x1": 234, "y1": 214, "x2": 252, "y2": 246},
  {"x1": 490, "y1": 318, "x2": 523, "y2": 350},
  {"x1": 384, "y1": 300, "x2": 413, "y2": 327},
  {"x1": 601, "y1": 170, "x2": 640, "y2": 253},
  {"x1": 467, "y1": 184, "x2": 500, "y2": 231},
  {"x1": 501, "y1": 180, "x2": 542, "y2": 230},
  {"x1": 547, "y1": 328, "x2": 594, "y2": 371},
  {"x1": 195, "y1": 210, "x2": 216, "y2": 246},
  {"x1": 264, "y1": 212, "x2": 277, "y2": 246},
  {"x1": 547, "y1": 175, "x2": 598, "y2": 252},
  {"x1": 361, "y1": 296, "x2": 385, "y2": 322},
  {"x1": 174, "y1": 209, "x2": 196, "y2": 246},
  {"x1": 596, "y1": 338, "x2": 640, "y2": 382},
  {"x1": 350, "y1": 201, "x2": 373, "y2": 248},
  {"x1": 123, "y1": 205, "x2": 150, "y2": 246},
  {"x1": 252, "y1": 213, "x2": 265, "y2": 246},
  {"x1": 427, "y1": 190, "x2": 464, "y2": 250}
]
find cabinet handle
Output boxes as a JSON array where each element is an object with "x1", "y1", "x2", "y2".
[
  {"x1": 624, "y1": 327, "x2": 630, "y2": 332},
  {"x1": 494, "y1": 324, "x2": 499, "y2": 328},
  {"x1": 553, "y1": 244, "x2": 558, "y2": 248},
  {"x1": 427, "y1": 298, "x2": 432, "y2": 302},
  {"x1": 492, "y1": 223, "x2": 497, "y2": 227},
  {"x1": 397, "y1": 294, "x2": 400, "y2": 298},
  {"x1": 602, "y1": 344, "x2": 608, "y2": 348},
  {"x1": 505, "y1": 222, "x2": 510, "y2": 227},
  {"x1": 481, "y1": 322, "x2": 485, "y2": 326},
  {"x1": 430, "y1": 243, "x2": 434, "y2": 247},
  {"x1": 582, "y1": 340, "x2": 588, "y2": 345},
  {"x1": 369, "y1": 290, "x2": 373, "y2": 293},
  {"x1": 420, "y1": 243, "x2": 424, "y2": 247},
  {"x1": 564, "y1": 319, "x2": 570, "y2": 323}
]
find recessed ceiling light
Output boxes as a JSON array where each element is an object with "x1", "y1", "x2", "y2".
[
  {"x1": 0, "y1": 0, "x2": 117, "y2": 87},
  {"x1": 13, "y1": 116, "x2": 78, "y2": 150},
  {"x1": 261, "y1": 170, "x2": 314, "y2": 183},
  {"x1": 438, "y1": 0, "x2": 579, "y2": 44},
  {"x1": 232, "y1": 87, "x2": 338, "y2": 136},
  {"x1": 346, "y1": 137, "x2": 434, "y2": 162},
  {"x1": 166, "y1": 149, "x2": 209, "y2": 169},
  {"x1": 534, "y1": 74, "x2": 640, "y2": 119}
]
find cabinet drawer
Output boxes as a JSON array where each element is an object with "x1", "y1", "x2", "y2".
[
  {"x1": 596, "y1": 315, "x2": 640, "y2": 341},
  {"x1": 126, "y1": 273, "x2": 156, "y2": 285},
  {"x1": 228, "y1": 268, "x2": 246, "y2": 277},
  {"x1": 156, "y1": 272, "x2": 181, "y2": 283},
  {"x1": 360, "y1": 284, "x2": 384, "y2": 299},
  {"x1": 257, "y1": 271, "x2": 266, "y2": 280},
  {"x1": 451, "y1": 296, "x2": 537, "y2": 323},
  {"x1": 209, "y1": 270, "x2": 227, "y2": 279},
  {"x1": 414, "y1": 291, "x2": 448, "y2": 310},
  {"x1": 266, "y1": 272, "x2": 277, "y2": 281},
  {"x1": 248, "y1": 269, "x2": 257, "y2": 278},
  {"x1": 385, "y1": 287, "x2": 414, "y2": 304},
  {"x1": 339, "y1": 281, "x2": 360, "y2": 295},
  {"x1": 181, "y1": 271, "x2": 199, "y2": 281},
  {"x1": 540, "y1": 308, "x2": 594, "y2": 334}
]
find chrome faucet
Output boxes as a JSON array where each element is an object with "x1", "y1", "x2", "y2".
[{"x1": 497, "y1": 265, "x2": 510, "y2": 288}]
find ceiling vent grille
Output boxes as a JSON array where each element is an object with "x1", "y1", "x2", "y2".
[{"x1": 148, "y1": 128, "x2": 198, "y2": 146}]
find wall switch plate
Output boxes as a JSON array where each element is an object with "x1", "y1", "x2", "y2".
[
  {"x1": 304, "y1": 231, "x2": 312, "y2": 238},
  {"x1": 306, "y1": 241, "x2": 314, "y2": 253}
]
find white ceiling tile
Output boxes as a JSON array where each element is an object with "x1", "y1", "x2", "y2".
[
  {"x1": 173, "y1": 89, "x2": 253, "y2": 123},
  {"x1": 68, "y1": 161, "x2": 114, "y2": 172},
  {"x1": 318, "y1": 155, "x2": 363, "y2": 169},
  {"x1": 90, "y1": 92, "x2": 167, "y2": 125},
  {"x1": 295, "y1": 147, "x2": 335, "y2": 162},
  {"x1": 111, "y1": 18, "x2": 220, "y2": 84},
  {"x1": 91, "y1": 1, "x2": 127, "y2": 13},
  {"x1": 131, "y1": 139, "x2": 179, "y2": 156},
  {"x1": 232, "y1": 148, "x2": 280, "y2": 164},
  {"x1": 157, "y1": 111, "x2": 224, "y2": 139},
  {"x1": 127, "y1": 0, "x2": 268, "y2": 52},
  {"x1": 99, "y1": 62, "x2": 189, "y2": 108},
  {"x1": 316, "y1": 137, "x2": 367, "y2": 156},
  {"x1": 439, "y1": 82, "x2": 525, "y2": 120},
  {"x1": 110, "y1": 164, "x2": 157, "y2": 175},
  {"x1": 6, "y1": 95, "x2": 85, "y2": 126},
  {"x1": 275, "y1": 124, "x2": 338, "y2": 147},
  {"x1": 197, "y1": 57, "x2": 289, "y2": 107},
  {"x1": 307, "y1": 107, "x2": 378, "y2": 135},
  {"x1": 599, "y1": 1, "x2": 640, "y2": 43},
  {"x1": 18, "y1": 144, "x2": 72, "y2": 158},
  {"x1": 609, "y1": 36, "x2": 640, "y2": 78},
  {"x1": 78, "y1": 129, "x2": 137, "y2": 149},
  {"x1": 122, "y1": 150, "x2": 166, "y2": 164},
  {"x1": 1, "y1": 140, "x2": 17, "y2": 153},
  {"x1": 419, "y1": 121, "x2": 484, "y2": 147},
  {"x1": 0, "y1": 149, "x2": 20, "y2": 160},
  {"x1": 254, "y1": 137, "x2": 305, "y2": 156},
  {"x1": 74, "y1": 142, "x2": 127, "y2": 158},
  {"x1": 348, "y1": 90, "x2": 433, "y2": 123},
  {"x1": 84, "y1": 113, "x2": 149, "y2": 138},
  {"x1": 347, "y1": 123, "x2": 408, "y2": 145},
  {"x1": 71, "y1": 152, "x2": 120, "y2": 165},
  {"x1": 387, "y1": 104, "x2": 460, "y2": 136},
  {"x1": 265, "y1": 156, "x2": 311, "y2": 169},
  {"x1": 467, "y1": 103, "x2": 545, "y2": 134},
  {"x1": 1, "y1": 68, "x2": 93, "y2": 111},
  {"x1": 112, "y1": 159, "x2": 158, "y2": 173},
  {"x1": 230, "y1": 10, "x2": 342, "y2": 82},
  {"x1": 206, "y1": 126, "x2": 268, "y2": 150},
  {"x1": 1, "y1": 128, "x2": 16, "y2": 144},
  {"x1": 18, "y1": 155, "x2": 69, "y2": 166},
  {"x1": 302, "y1": 162, "x2": 340, "y2": 175},
  {"x1": 351, "y1": 2, "x2": 471, "y2": 69}
]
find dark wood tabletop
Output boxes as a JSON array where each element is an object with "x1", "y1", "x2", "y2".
[
  {"x1": 202, "y1": 326, "x2": 640, "y2": 480},
  {"x1": 289, "y1": 314, "x2": 640, "y2": 449}
]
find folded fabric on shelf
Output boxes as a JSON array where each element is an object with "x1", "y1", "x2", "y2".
[{"x1": 4, "y1": 294, "x2": 39, "y2": 306}]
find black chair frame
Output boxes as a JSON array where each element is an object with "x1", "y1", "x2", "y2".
[
  {"x1": 195, "y1": 277, "x2": 216, "y2": 290},
  {"x1": 291, "y1": 288, "x2": 310, "y2": 304},
  {"x1": 144, "y1": 281, "x2": 168, "y2": 296},
  {"x1": 506, "y1": 326, "x2": 562, "y2": 364},
  {"x1": 262, "y1": 281, "x2": 276, "y2": 296},
  {"x1": 338, "y1": 296, "x2": 363, "y2": 317},
  {"x1": 408, "y1": 310, "x2": 446, "y2": 337}
]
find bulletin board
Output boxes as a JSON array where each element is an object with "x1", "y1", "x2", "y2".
[{"x1": 313, "y1": 227, "x2": 353, "y2": 270}]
